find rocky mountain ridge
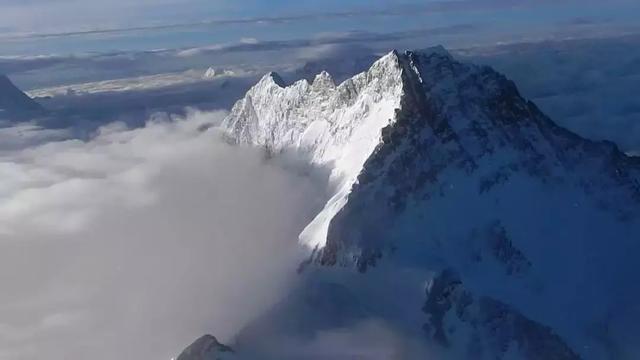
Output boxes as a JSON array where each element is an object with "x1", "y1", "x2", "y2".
[{"x1": 187, "y1": 46, "x2": 640, "y2": 359}]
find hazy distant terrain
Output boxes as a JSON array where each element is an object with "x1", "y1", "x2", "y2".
[{"x1": 3, "y1": 35, "x2": 639, "y2": 151}]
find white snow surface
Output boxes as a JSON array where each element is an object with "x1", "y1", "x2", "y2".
[{"x1": 222, "y1": 52, "x2": 404, "y2": 249}]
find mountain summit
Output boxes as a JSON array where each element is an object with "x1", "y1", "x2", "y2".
[
  {"x1": 207, "y1": 47, "x2": 640, "y2": 359},
  {"x1": 0, "y1": 75, "x2": 44, "y2": 119},
  {"x1": 176, "y1": 335, "x2": 234, "y2": 360}
]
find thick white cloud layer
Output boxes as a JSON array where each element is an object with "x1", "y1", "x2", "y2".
[
  {"x1": 0, "y1": 111, "x2": 326, "y2": 360},
  {"x1": 242, "y1": 320, "x2": 442, "y2": 360}
]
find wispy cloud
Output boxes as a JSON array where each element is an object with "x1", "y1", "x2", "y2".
[
  {"x1": 0, "y1": 0, "x2": 627, "y2": 41},
  {"x1": 174, "y1": 24, "x2": 479, "y2": 57},
  {"x1": 0, "y1": 3, "x2": 477, "y2": 41}
]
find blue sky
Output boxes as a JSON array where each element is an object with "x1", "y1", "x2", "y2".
[{"x1": 0, "y1": 0, "x2": 639, "y2": 56}]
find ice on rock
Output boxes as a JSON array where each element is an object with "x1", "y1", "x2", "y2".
[
  {"x1": 222, "y1": 51, "x2": 404, "y2": 248},
  {"x1": 311, "y1": 70, "x2": 335, "y2": 88},
  {"x1": 0, "y1": 74, "x2": 44, "y2": 118}
]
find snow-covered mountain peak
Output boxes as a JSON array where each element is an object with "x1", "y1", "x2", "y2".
[
  {"x1": 175, "y1": 335, "x2": 234, "y2": 360},
  {"x1": 311, "y1": 70, "x2": 335, "y2": 88},
  {"x1": 313, "y1": 48, "x2": 640, "y2": 359},
  {"x1": 217, "y1": 47, "x2": 640, "y2": 359},
  {"x1": 222, "y1": 50, "x2": 404, "y2": 248},
  {"x1": 224, "y1": 48, "x2": 511, "y2": 250},
  {"x1": 261, "y1": 71, "x2": 287, "y2": 88}
]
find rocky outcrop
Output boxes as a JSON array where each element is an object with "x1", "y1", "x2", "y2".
[
  {"x1": 424, "y1": 270, "x2": 580, "y2": 360},
  {"x1": 176, "y1": 335, "x2": 234, "y2": 360}
]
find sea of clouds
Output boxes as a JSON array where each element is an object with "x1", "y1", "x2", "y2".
[{"x1": 0, "y1": 111, "x2": 327, "y2": 360}]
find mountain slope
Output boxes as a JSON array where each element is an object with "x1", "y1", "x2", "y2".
[
  {"x1": 176, "y1": 335, "x2": 234, "y2": 360},
  {"x1": 211, "y1": 47, "x2": 640, "y2": 359},
  {"x1": 223, "y1": 55, "x2": 404, "y2": 250},
  {"x1": 0, "y1": 75, "x2": 44, "y2": 118}
]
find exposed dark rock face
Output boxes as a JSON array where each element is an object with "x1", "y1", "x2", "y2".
[
  {"x1": 424, "y1": 270, "x2": 581, "y2": 360},
  {"x1": 319, "y1": 49, "x2": 640, "y2": 270},
  {"x1": 471, "y1": 221, "x2": 532, "y2": 276},
  {"x1": 177, "y1": 335, "x2": 234, "y2": 360}
]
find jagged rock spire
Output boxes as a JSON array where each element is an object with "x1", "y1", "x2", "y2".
[
  {"x1": 176, "y1": 335, "x2": 234, "y2": 360},
  {"x1": 312, "y1": 70, "x2": 335, "y2": 88}
]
